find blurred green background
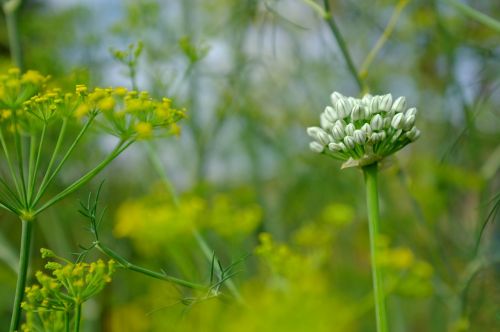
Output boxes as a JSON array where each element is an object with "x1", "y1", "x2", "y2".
[{"x1": 0, "y1": 0, "x2": 499, "y2": 331}]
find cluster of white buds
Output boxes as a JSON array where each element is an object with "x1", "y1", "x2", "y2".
[{"x1": 307, "y1": 92, "x2": 420, "y2": 168}]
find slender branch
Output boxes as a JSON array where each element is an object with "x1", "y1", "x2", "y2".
[
  {"x1": 95, "y1": 243, "x2": 206, "y2": 290},
  {"x1": 0, "y1": 127, "x2": 23, "y2": 198},
  {"x1": 28, "y1": 123, "x2": 46, "y2": 202},
  {"x1": 360, "y1": 0, "x2": 409, "y2": 77},
  {"x1": 322, "y1": 0, "x2": 364, "y2": 92},
  {"x1": 442, "y1": 0, "x2": 500, "y2": 33},
  {"x1": 362, "y1": 163, "x2": 388, "y2": 332},
  {"x1": 3, "y1": 0, "x2": 24, "y2": 70},
  {"x1": 145, "y1": 142, "x2": 244, "y2": 302},
  {"x1": 9, "y1": 218, "x2": 33, "y2": 332},
  {"x1": 32, "y1": 117, "x2": 93, "y2": 208},
  {"x1": 34, "y1": 140, "x2": 133, "y2": 215},
  {"x1": 32, "y1": 118, "x2": 68, "y2": 207}
]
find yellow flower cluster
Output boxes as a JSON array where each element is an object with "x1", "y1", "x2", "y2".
[
  {"x1": 77, "y1": 85, "x2": 185, "y2": 139},
  {"x1": 0, "y1": 68, "x2": 185, "y2": 141},
  {"x1": 114, "y1": 190, "x2": 262, "y2": 254},
  {"x1": 21, "y1": 249, "x2": 115, "y2": 331},
  {"x1": 0, "y1": 68, "x2": 49, "y2": 111},
  {"x1": 377, "y1": 237, "x2": 434, "y2": 297}
]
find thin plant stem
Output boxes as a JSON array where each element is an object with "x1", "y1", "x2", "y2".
[
  {"x1": 28, "y1": 123, "x2": 47, "y2": 202},
  {"x1": 9, "y1": 218, "x2": 33, "y2": 332},
  {"x1": 73, "y1": 302, "x2": 82, "y2": 332},
  {"x1": 3, "y1": 0, "x2": 24, "y2": 70},
  {"x1": 34, "y1": 140, "x2": 133, "y2": 215},
  {"x1": 322, "y1": 0, "x2": 365, "y2": 92},
  {"x1": 360, "y1": 0, "x2": 409, "y2": 77},
  {"x1": 0, "y1": 127, "x2": 23, "y2": 198},
  {"x1": 144, "y1": 142, "x2": 244, "y2": 302},
  {"x1": 32, "y1": 117, "x2": 92, "y2": 208},
  {"x1": 362, "y1": 163, "x2": 388, "y2": 332},
  {"x1": 442, "y1": 0, "x2": 500, "y2": 33},
  {"x1": 95, "y1": 242, "x2": 206, "y2": 290},
  {"x1": 13, "y1": 114, "x2": 28, "y2": 207}
]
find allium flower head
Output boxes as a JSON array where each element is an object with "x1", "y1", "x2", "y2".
[{"x1": 307, "y1": 91, "x2": 420, "y2": 168}]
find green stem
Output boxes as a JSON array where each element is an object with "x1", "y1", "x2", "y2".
[
  {"x1": 442, "y1": 0, "x2": 500, "y2": 33},
  {"x1": 3, "y1": 0, "x2": 24, "y2": 70},
  {"x1": 322, "y1": 0, "x2": 365, "y2": 92},
  {"x1": 34, "y1": 140, "x2": 132, "y2": 215},
  {"x1": 362, "y1": 163, "x2": 388, "y2": 332},
  {"x1": 95, "y1": 243, "x2": 206, "y2": 290},
  {"x1": 145, "y1": 142, "x2": 244, "y2": 302},
  {"x1": 32, "y1": 117, "x2": 90, "y2": 208},
  {"x1": 9, "y1": 218, "x2": 33, "y2": 332},
  {"x1": 0, "y1": 127, "x2": 23, "y2": 199},
  {"x1": 73, "y1": 302, "x2": 82, "y2": 332},
  {"x1": 65, "y1": 310, "x2": 70, "y2": 332}
]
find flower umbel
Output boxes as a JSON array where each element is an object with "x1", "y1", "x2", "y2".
[{"x1": 307, "y1": 92, "x2": 420, "y2": 168}]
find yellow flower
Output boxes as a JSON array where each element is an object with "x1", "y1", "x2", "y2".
[
  {"x1": 21, "y1": 70, "x2": 47, "y2": 85},
  {"x1": 134, "y1": 122, "x2": 153, "y2": 139},
  {"x1": 97, "y1": 96, "x2": 116, "y2": 112},
  {"x1": 75, "y1": 104, "x2": 90, "y2": 119}
]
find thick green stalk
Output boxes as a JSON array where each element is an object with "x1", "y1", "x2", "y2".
[
  {"x1": 65, "y1": 310, "x2": 70, "y2": 332},
  {"x1": 362, "y1": 163, "x2": 388, "y2": 332},
  {"x1": 73, "y1": 302, "x2": 82, "y2": 332},
  {"x1": 9, "y1": 218, "x2": 33, "y2": 332}
]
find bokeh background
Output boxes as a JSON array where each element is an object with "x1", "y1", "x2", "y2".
[{"x1": 0, "y1": 0, "x2": 499, "y2": 331}]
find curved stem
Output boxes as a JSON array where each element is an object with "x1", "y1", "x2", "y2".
[
  {"x1": 145, "y1": 142, "x2": 244, "y2": 302},
  {"x1": 362, "y1": 163, "x2": 388, "y2": 332},
  {"x1": 9, "y1": 218, "x2": 33, "y2": 332},
  {"x1": 322, "y1": 0, "x2": 365, "y2": 92}
]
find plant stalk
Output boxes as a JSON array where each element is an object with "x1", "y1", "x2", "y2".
[
  {"x1": 3, "y1": 0, "x2": 24, "y2": 70},
  {"x1": 9, "y1": 218, "x2": 33, "y2": 332},
  {"x1": 73, "y1": 302, "x2": 82, "y2": 332},
  {"x1": 322, "y1": 0, "x2": 365, "y2": 92},
  {"x1": 95, "y1": 243, "x2": 206, "y2": 290},
  {"x1": 362, "y1": 163, "x2": 388, "y2": 332}
]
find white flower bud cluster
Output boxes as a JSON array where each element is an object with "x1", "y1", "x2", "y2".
[{"x1": 307, "y1": 91, "x2": 420, "y2": 167}]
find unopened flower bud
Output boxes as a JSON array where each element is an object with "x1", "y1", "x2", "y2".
[
  {"x1": 353, "y1": 130, "x2": 366, "y2": 144},
  {"x1": 391, "y1": 112, "x2": 404, "y2": 129},
  {"x1": 336, "y1": 98, "x2": 350, "y2": 119},
  {"x1": 309, "y1": 141, "x2": 324, "y2": 153},
  {"x1": 328, "y1": 142, "x2": 342, "y2": 151},
  {"x1": 370, "y1": 96, "x2": 380, "y2": 114},
  {"x1": 370, "y1": 114, "x2": 383, "y2": 130},
  {"x1": 345, "y1": 123, "x2": 355, "y2": 136},
  {"x1": 379, "y1": 94, "x2": 392, "y2": 112},
  {"x1": 330, "y1": 91, "x2": 343, "y2": 106},
  {"x1": 331, "y1": 123, "x2": 345, "y2": 141},
  {"x1": 403, "y1": 114, "x2": 415, "y2": 130},
  {"x1": 351, "y1": 104, "x2": 362, "y2": 121},
  {"x1": 324, "y1": 106, "x2": 338, "y2": 122},
  {"x1": 391, "y1": 129, "x2": 403, "y2": 142},
  {"x1": 406, "y1": 127, "x2": 421, "y2": 141},
  {"x1": 344, "y1": 136, "x2": 355, "y2": 149},
  {"x1": 391, "y1": 96, "x2": 406, "y2": 112},
  {"x1": 361, "y1": 123, "x2": 372, "y2": 135},
  {"x1": 320, "y1": 113, "x2": 333, "y2": 129}
]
